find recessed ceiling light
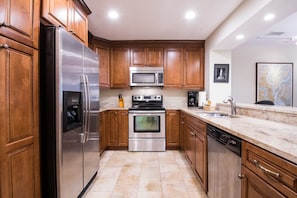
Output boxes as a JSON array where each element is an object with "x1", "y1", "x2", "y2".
[
  {"x1": 264, "y1": 13, "x2": 275, "y2": 21},
  {"x1": 185, "y1": 11, "x2": 196, "y2": 20},
  {"x1": 108, "y1": 10, "x2": 119, "y2": 19},
  {"x1": 236, "y1": 34, "x2": 245, "y2": 40}
]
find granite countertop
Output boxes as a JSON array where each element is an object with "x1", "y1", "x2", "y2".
[{"x1": 181, "y1": 108, "x2": 297, "y2": 165}]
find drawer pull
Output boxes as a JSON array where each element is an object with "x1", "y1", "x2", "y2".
[
  {"x1": 0, "y1": 44, "x2": 9, "y2": 49},
  {"x1": 253, "y1": 160, "x2": 280, "y2": 178},
  {"x1": 190, "y1": 132, "x2": 194, "y2": 136}
]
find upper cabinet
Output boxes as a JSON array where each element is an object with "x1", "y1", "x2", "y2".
[
  {"x1": 164, "y1": 48, "x2": 184, "y2": 87},
  {"x1": 110, "y1": 47, "x2": 130, "y2": 88},
  {"x1": 183, "y1": 48, "x2": 204, "y2": 89},
  {"x1": 68, "y1": 0, "x2": 89, "y2": 44},
  {"x1": 90, "y1": 38, "x2": 205, "y2": 89},
  {"x1": 131, "y1": 48, "x2": 163, "y2": 66},
  {"x1": 41, "y1": 0, "x2": 68, "y2": 28},
  {"x1": 0, "y1": 0, "x2": 40, "y2": 48},
  {"x1": 42, "y1": 0, "x2": 90, "y2": 45},
  {"x1": 94, "y1": 45, "x2": 110, "y2": 88}
]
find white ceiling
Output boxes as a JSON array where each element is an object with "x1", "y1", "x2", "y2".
[
  {"x1": 85, "y1": 0, "x2": 297, "y2": 48},
  {"x1": 85, "y1": 0, "x2": 243, "y2": 40}
]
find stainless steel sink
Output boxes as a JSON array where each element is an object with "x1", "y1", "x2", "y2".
[
  {"x1": 197, "y1": 112, "x2": 240, "y2": 118},
  {"x1": 198, "y1": 112, "x2": 229, "y2": 118}
]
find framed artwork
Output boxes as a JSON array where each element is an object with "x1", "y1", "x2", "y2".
[
  {"x1": 256, "y1": 62, "x2": 293, "y2": 106},
  {"x1": 214, "y1": 64, "x2": 229, "y2": 83}
]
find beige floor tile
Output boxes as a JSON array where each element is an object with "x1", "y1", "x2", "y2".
[
  {"x1": 137, "y1": 192, "x2": 164, "y2": 198},
  {"x1": 139, "y1": 177, "x2": 162, "y2": 192},
  {"x1": 84, "y1": 151, "x2": 207, "y2": 198},
  {"x1": 90, "y1": 177, "x2": 117, "y2": 192},
  {"x1": 140, "y1": 166, "x2": 161, "y2": 178},
  {"x1": 98, "y1": 167, "x2": 122, "y2": 179},
  {"x1": 162, "y1": 183, "x2": 190, "y2": 198},
  {"x1": 112, "y1": 183, "x2": 138, "y2": 198},
  {"x1": 84, "y1": 191, "x2": 112, "y2": 198}
]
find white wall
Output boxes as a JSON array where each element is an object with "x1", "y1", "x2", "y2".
[
  {"x1": 208, "y1": 50, "x2": 232, "y2": 104},
  {"x1": 232, "y1": 42, "x2": 297, "y2": 106}
]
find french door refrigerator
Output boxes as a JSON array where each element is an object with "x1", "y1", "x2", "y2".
[{"x1": 39, "y1": 25, "x2": 100, "y2": 198}]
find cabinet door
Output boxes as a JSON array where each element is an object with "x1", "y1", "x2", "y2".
[
  {"x1": 183, "y1": 48, "x2": 204, "y2": 89},
  {"x1": 195, "y1": 132, "x2": 207, "y2": 191},
  {"x1": 164, "y1": 48, "x2": 183, "y2": 87},
  {"x1": 110, "y1": 48, "x2": 130, "y2": 88},
  {"x1": 99, "y1": 112, "x2": 106, "y2": 154},
  {"x1": 68, "y1": 0, "x2": 88, "y2": 44},
  {"x1": 184, "y1": 124, "x2": 195, "y2": 167},
  {"x1": 118, "y1": 110, "x2": 128, "y2": 147},
  {"x1": 0, "y1": 36, "x2": 40, "y2": 198},
  {"x1": 95, "y1": 45, "x2": 110, "y2": 88},
  {"x1": 42, "y1": 0, "x2": 68, "y2": 28},
  {"x1": 166, "y1": 110, "x2": 180, "y2": 148},
  {"x1": 241, "y1": 166, "x2": 286, "y2": 198},
  {"x1": 131, "y1": 48, "x2": 146, "y2": 66},
  {"x1": 0, "y1": 0, "x2": 40, "y2": 48},
  {"x1": 108, "y1": 111, "x2": 118, "y2": 146},
  {"x1": 147, "y1": 48, "x2": 163, "y2": 66}
]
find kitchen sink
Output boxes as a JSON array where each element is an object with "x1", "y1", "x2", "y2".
[{"x1": 197, "y1": 112, "x2": 239, "y2": 118}]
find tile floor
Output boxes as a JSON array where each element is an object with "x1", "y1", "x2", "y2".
[{"x1": 84, "y1": 150, "x2": 208, "y2": 198}]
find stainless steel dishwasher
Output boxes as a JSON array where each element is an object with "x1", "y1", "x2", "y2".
[{"x1": 207, "y1": 124, "x2": 242, "y2": 198}]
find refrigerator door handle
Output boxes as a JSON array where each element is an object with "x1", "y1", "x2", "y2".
[
  {"x1": 81, "y1": 74, "x2": 88, "y2": 143},
  {"x1": 85, "y1": 75, "x2": 91, "y2": 142}
]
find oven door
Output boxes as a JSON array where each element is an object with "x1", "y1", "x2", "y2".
[{"x1": 128, "y1": 110, "x2": 165, "y2": 138}]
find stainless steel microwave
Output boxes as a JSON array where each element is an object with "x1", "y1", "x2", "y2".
[{"x1": 129, "y1": 66, "x2": 164, "y2": 87}]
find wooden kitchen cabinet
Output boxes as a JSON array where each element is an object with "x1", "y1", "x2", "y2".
[
  {"x1": 164, "y1": 48, "x2": 183, "y2": 87},
  {"x1": 94, "y1": 44, "x2": 110, "y2": 88},
  {"x1": 182, "y1": 112, "x2": 207, "y2": 192},
  {"x1": 110, "y1": 48, "x2": 130, "y2": 88},
  {"x1": 68, "y1": 0, "x2": 89, "y2": 44},
  {"x1": 183, "y1": 48, "x2": 204, "y2": 89},
  {"x1": 166, "y1": 110, "x2": 180, "y2": 149},
  {"x1": 42, "y1": 0, "x2": 90, "y2": 45},
  {"x1": 131, "y1": 47, "x2": 163, "y2": 66},
  {"x1": 99, "y1": 111, "x2": 106, "y2": 155},
  {"x1": 0, "y1": 36, "x2": 40, "y2": 198},
  {"x1": 0, "y1": 0, "x2": 40, "y2": 48},
  {"x1": 41, "y1": 0, "x2": 69, "y2": 28},
  {"x1": 107, "y1": 110, "x2": 129, "y2": 148},
  {"x1": 241, "y1": 141, "x2": 297, "y2": 198}
]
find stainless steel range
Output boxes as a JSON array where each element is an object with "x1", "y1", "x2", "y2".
[{"x1": 128, "y1": 95, "x2": 166, "y2": 151}]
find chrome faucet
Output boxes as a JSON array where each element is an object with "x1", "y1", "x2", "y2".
[{"x1": 223, "y1": 96, "x2": 236, "y2": 115}]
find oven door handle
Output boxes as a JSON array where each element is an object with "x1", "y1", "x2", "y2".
[{"x1": 129, "y1": 110, "x2": 165, "y2": 114}]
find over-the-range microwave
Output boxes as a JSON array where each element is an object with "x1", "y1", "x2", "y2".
[{"x1": 129, "y1": 66, "x2": 164, "y2": 87}]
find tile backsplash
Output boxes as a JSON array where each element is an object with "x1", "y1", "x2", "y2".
[{"x1": 100, "y1": 88, "x2": 189, "y2": 109}]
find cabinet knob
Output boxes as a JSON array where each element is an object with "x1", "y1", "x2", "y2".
[
  {"x1": 190, "y1": 132, "x2": 194, "y2": 136},
  {"x1": 1, "y1": 22, "x2": 8, "y2": 27},
  {"x1": 181, "y1": 121, "x2": 184, "y2": 125},
  {"x1": 0, "y1": 44, "x2": 9, "y2": 49},
  {"x1": 237, "y1": 174, "x2": 245, "y2": 179}
]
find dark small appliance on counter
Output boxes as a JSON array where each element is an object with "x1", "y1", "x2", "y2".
[{"x1": 187, "y1": 91, "x2": 198, "y2": 107}]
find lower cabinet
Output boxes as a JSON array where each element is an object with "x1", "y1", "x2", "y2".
[
  {"x1": 241, "y1": 141, "x2": 297, "y2": 198},
  {"x1": 106, "y1": 110, "x2": 129, "y2": 148},
  {"x1": 181, "y1": 112, "x2": 207, "y2": 192},
  {"x1": 166, "y1": 110, "x2": 180, "y2": 149},
  {"x1": 99, "y1": 111, "x2": 106, "y2": 155}
]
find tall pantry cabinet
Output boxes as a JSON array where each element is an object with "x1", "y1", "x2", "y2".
[{"x1": 0, "y1": 0, "x2": 40, "y2": 197}]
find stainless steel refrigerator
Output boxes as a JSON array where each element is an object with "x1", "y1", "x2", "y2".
[{"x1": 40, "y1": 25, "x2": 100, "y2": 198}]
